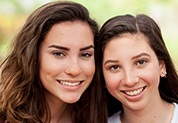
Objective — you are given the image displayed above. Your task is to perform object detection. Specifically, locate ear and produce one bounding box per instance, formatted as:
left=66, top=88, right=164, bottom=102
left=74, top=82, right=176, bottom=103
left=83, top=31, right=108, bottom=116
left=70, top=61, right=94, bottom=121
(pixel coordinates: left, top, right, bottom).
left=159, top=60, right=167, bottom=77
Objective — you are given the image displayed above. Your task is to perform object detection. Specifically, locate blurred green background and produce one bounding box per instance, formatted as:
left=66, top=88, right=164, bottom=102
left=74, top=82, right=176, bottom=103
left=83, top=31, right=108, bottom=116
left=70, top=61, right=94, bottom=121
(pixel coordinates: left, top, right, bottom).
left=0, top=0, right=178, bottom=70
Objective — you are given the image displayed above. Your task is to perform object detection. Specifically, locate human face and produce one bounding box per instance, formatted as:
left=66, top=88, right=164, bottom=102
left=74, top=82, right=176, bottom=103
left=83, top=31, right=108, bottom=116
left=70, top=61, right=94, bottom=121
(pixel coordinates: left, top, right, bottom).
left=102, top=34, right=166, bottom=111
left=39, top=21, right=95, bottom=104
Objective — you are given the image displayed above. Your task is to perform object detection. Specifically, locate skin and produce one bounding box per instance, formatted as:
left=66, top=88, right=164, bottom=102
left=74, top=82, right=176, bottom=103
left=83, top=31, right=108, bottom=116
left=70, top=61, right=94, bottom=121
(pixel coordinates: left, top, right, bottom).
left=39, top=21, right=95, bottom=122
left=102, top=33, right=174, bottom=123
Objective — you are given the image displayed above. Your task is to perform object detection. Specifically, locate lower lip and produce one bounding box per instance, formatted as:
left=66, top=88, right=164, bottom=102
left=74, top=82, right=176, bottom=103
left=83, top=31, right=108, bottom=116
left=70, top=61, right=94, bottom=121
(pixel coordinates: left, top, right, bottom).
left=123, top=87, right=146, bottom=102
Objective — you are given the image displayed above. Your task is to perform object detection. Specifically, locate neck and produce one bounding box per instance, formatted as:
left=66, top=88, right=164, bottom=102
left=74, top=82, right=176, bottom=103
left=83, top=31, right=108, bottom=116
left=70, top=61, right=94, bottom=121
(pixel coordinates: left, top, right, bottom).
left=44, top=92, right=72, bottom=123
left=50, top=102, right=69, bottom=123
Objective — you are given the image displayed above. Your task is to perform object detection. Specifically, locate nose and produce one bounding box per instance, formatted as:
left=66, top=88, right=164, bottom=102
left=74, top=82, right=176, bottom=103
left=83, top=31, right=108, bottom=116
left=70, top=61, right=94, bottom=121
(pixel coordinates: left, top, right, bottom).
left=122, top=70, right=139, bottom=86
left=65, top=58, right=81, bottom=77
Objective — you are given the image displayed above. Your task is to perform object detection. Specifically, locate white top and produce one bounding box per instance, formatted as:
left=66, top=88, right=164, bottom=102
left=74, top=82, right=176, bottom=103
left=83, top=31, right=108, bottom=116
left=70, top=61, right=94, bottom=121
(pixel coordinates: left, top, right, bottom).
left=108, top=103, right=178, bottom=123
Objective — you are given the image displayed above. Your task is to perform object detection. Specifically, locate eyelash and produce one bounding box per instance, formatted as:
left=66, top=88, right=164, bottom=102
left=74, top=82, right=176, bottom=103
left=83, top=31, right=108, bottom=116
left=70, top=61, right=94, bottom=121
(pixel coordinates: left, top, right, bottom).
left=135, top=59, right=147, bottom=66
left=80, top=52, right=93, bottom=58
left=107, top=59, right=148, bottom=71
left=52, top=51, right=93, bottom=58
left=108, top=65, right=120, bottom=72
left=53, top=51, right=66, bottom=57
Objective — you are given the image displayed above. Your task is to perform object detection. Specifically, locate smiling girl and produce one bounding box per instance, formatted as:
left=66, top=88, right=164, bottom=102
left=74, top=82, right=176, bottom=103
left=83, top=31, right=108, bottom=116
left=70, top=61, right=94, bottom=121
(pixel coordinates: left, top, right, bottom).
left=97, top=14, right=178, bottom=123
left=0, top=1, right=106, bottom=123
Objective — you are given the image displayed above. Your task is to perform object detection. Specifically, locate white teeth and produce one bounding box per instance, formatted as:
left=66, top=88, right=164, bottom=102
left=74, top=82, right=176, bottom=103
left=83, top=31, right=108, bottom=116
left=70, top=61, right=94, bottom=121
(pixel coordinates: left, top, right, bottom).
left=125, top=87, right=144, bottom=96
left=60, top=81, right=80, bottom=86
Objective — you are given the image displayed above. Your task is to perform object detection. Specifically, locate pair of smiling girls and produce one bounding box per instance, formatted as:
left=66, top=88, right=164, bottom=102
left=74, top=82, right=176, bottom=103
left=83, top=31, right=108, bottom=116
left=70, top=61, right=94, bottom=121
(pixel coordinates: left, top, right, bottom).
left=0, top=1, right=178, bottom=123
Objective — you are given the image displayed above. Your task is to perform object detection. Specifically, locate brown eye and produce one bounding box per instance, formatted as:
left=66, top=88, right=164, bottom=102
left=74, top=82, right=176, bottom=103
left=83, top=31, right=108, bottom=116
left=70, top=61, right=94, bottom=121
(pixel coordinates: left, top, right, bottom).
left=53, top=51, right=65, bottom=57
left=80, top=52, right=93, bottom=58
left=109, top=65, right=120, bottom=72
left=136, top=59, right=147, bottom=66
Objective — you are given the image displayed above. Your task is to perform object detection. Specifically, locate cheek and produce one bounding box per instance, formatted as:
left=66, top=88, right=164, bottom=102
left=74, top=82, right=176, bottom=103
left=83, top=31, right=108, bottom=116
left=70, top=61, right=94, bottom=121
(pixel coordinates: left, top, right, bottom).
left=140, top=70, right=160, bottom=87
left=81, top=60, right=95, bottom=78
left=39, top=53, right=54, bottom=73
left=39, top=57, right=65, bottom=79
left=104, top=73, right=122, bottom=100
left=103, top=71, right=121, bottom=89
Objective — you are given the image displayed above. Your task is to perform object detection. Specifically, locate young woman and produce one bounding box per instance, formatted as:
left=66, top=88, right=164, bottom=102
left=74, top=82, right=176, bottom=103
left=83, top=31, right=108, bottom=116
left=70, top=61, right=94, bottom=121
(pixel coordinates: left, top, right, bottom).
left=97, top=14, right=178, bottom=123
left=0, top=1, right=106, bottom=123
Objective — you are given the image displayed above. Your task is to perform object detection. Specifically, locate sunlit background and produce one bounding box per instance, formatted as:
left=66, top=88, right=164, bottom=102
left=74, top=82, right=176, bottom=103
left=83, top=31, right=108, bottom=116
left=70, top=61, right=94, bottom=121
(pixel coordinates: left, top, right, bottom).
left=0, top=0, right=178, bottom=70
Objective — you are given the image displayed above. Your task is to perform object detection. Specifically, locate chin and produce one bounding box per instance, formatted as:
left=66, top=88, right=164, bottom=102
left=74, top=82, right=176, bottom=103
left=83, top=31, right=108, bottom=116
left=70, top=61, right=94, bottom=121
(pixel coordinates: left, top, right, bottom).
left=125, top=102, right=146, bottom=111
left=64, top=96, right=81, bottom=104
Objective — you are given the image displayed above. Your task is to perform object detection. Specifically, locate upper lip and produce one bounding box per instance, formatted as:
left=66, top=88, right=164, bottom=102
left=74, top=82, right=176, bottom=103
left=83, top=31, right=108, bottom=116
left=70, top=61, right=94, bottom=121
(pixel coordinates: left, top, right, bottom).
left=120, top=86, right=146, bottom=92
left=56, top=80, right=85, bottom=86
left=56, top=80, right=84, bottom=83
left=120, top=86, right=146, bottom=96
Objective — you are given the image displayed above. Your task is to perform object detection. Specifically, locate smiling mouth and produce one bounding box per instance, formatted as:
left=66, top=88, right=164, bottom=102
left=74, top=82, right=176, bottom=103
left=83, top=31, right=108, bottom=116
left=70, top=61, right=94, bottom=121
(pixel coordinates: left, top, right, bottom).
left=122, top=86, right=146, bottom=96
left=57, top=80, right=83, bottom=86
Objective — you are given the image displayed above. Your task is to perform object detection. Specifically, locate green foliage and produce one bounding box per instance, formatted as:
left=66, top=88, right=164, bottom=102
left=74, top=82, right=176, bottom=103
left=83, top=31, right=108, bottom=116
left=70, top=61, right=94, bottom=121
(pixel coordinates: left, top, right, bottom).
left=0, top=0, right=178, bottom=66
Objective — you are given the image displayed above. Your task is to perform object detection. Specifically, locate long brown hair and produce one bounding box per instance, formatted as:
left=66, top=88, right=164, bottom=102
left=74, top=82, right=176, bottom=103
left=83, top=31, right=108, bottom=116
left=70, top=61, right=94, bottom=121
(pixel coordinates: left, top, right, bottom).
left=0, top=1, right=107, bottom=123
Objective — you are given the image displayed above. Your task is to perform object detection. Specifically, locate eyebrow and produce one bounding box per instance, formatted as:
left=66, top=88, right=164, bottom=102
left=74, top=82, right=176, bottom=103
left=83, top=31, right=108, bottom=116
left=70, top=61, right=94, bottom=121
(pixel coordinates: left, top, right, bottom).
left=131, top=53, right=150, bottom=60
left=104, top=53, right=150, bottom=65
left=48, top=45, right=69, bottom=51
left=104, top=60, right=118, bottom=66
left=80, top=45, right=94, bottom=51
left=48, top=45, right=94, bottom=51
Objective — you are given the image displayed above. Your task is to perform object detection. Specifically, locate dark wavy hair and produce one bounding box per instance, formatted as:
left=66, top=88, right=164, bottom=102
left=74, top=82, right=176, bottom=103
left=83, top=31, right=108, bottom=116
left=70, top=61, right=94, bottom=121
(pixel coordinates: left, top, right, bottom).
left=0, top=1, right=107, bottom=123
left=96, top=14, right=178, bottom=116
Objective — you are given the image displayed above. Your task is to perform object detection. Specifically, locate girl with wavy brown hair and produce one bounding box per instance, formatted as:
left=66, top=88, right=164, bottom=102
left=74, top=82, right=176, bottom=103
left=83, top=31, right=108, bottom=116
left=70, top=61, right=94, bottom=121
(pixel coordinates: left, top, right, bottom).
left=0, top=1, right=106, bottom=123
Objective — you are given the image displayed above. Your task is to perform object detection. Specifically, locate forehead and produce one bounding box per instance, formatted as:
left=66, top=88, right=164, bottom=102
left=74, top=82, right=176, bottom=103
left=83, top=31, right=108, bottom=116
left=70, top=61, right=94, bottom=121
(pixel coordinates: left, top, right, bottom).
left=103, top=33, right=156, bottom=57
left=105, top=33, right=150, bottom=49
left=44, top=21, right=93, bottom=42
